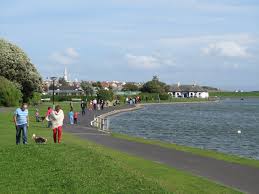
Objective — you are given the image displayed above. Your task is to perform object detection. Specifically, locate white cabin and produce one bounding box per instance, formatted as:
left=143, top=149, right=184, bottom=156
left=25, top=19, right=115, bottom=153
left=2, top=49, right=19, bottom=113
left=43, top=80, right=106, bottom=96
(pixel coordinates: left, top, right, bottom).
left=168, top=84, right=209, bottom=98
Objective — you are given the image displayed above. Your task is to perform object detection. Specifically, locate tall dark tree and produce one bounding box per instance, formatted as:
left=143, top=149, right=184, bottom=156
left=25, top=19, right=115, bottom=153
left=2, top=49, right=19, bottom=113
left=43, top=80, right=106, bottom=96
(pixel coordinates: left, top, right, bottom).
left=0, top=39, right=42, bottom=102
left=80, top=81, right=94, bottom=96
left=122, top=83, right=139, bottom=91
left=141, top=76, right=169, bottom=94
left=92, top=81, right=103, bottom=90
left=97, top=89, right=114, bottom=101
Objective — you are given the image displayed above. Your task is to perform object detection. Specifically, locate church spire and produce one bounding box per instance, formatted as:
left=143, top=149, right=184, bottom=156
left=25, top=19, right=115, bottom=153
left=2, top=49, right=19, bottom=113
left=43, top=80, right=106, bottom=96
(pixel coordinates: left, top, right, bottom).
left=64, top=67, right=68, bottom=81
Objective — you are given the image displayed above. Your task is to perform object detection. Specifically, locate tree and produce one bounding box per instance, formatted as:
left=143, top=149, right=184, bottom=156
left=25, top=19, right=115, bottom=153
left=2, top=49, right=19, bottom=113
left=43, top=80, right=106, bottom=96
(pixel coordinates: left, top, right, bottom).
left=0, top=76, right=22, bottom=107
left=80, top=81, right=94, bottom=96
left=92, top=81, right=103, bottom=90
left=141, top=76, right=169, bottom=94
left=29, top=92, right=42, bottom=106
left=97, top=89, right=114, bottom=101
left=0, top=39, right=42, bottom=102
left=58, top=77, right=69, bottom=86
left=122, top=83, right=139, bottom=91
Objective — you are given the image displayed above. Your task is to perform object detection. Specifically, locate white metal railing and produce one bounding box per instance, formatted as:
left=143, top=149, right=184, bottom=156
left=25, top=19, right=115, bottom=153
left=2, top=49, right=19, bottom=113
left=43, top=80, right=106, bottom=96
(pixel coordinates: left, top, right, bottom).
left=91, top=116, right=110, bottom=133
left=90, top=105, right=143, bottom=133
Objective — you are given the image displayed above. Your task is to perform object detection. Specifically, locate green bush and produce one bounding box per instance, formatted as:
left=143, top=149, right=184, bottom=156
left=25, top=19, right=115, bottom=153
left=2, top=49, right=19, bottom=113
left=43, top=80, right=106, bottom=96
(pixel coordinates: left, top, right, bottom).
left=29, top=92, right=42, bottom=105
left=97, top=89, right=114, bottom=101
left=159, top=93, right=170, bottom=100
left=117, top=95, right=126, bottom=104
left=139, top=93, right=158, bottom=102
left=0, top=76, right=22, bottom=107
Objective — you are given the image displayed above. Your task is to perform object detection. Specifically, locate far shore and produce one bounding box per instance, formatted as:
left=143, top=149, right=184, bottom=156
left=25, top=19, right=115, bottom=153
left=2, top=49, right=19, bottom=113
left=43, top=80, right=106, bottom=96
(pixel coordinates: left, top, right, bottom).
left=101, top=99, right=218, bottom=118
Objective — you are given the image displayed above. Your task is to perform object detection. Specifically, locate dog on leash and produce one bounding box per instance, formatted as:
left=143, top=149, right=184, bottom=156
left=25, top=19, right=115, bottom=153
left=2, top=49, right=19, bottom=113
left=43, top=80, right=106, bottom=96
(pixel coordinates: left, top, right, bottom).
left=32, top=134, right=47, bottom=144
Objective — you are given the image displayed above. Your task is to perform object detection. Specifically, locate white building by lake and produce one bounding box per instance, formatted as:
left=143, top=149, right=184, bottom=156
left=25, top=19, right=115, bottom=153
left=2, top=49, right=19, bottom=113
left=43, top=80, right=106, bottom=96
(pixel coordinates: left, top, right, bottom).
left=169, top=83, right=209, bottom=98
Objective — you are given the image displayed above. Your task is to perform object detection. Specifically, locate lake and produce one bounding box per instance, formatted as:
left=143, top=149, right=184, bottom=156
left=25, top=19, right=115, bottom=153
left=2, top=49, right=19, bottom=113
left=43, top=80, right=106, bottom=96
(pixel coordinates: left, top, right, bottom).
left=109, top=99, right=259, bottom=160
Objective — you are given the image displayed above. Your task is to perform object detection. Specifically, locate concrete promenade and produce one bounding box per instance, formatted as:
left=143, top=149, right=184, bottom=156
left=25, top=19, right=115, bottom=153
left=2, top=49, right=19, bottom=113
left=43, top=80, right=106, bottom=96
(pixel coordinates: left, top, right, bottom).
left=63, top=104, right=259, bottom=194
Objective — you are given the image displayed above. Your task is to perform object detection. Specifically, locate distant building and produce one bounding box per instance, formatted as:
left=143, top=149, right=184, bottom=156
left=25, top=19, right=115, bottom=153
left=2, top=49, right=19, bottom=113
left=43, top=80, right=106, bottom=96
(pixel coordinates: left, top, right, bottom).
left=169, top=83, right=209, bottom=98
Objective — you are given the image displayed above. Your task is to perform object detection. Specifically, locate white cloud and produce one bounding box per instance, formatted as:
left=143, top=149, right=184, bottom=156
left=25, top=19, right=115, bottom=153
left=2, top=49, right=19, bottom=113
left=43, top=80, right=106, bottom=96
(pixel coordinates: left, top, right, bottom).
left=159, top=34, right=257, bottom=46
left=126, top=54, right=160, bottom=69
left=159, top=34, right=257, bottom=58
left=50, top=48, right=79, bottom=65
left=202, top=41, right=250, bottom=58
left=65, top=48, right=79, bottom=58
left=125, top=53, right=175, bottom=70
left=195, top=3, right=258, bottom=13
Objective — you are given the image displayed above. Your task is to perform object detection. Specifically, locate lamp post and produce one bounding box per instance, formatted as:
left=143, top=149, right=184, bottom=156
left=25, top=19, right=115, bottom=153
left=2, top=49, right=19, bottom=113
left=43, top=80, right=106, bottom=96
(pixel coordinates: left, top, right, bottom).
left=50, top=77, right=57, bottom=105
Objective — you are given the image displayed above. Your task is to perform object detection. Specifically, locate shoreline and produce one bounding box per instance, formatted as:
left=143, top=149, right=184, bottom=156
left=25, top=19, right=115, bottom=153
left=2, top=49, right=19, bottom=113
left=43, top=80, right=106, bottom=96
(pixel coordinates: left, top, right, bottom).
left=89, top=100, right=259, bottom=163
left=92, top=99, right=218, bottom=122
left=91, top=104, right=144, bottom=127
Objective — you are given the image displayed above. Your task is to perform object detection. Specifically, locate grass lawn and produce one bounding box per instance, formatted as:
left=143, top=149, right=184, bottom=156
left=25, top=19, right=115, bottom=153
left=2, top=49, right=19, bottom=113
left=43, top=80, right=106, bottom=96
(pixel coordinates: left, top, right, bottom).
left=0, top=104, right=242, bottom=194
left=210, top=91, right=259, bottom=98
left=112, top=133, right=259, bottom=169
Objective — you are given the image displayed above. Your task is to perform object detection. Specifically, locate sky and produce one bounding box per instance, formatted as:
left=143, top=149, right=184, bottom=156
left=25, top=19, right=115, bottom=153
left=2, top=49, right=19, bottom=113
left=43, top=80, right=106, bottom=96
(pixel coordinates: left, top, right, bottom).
left=0, top=0, right=258, bottom=91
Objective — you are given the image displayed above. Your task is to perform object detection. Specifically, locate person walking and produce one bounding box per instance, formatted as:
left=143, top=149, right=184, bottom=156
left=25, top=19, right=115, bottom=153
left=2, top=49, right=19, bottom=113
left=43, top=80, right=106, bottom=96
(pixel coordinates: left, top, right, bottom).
left=93, top=99, right=97, bottom=110
left=74, top=111, right=79, bottom=124
left=68, top=108, right=74, bottom=125
left=69, top=101, right=73, bottom=110
left=50, top=105, right=64, bottom=144
left=101, top=100, right=105, bottom=110
left=80, top=101, right=86, bottom=115
left=13, top=103, right=29, bottom=145
left=89, top=100, right=93, bottom=111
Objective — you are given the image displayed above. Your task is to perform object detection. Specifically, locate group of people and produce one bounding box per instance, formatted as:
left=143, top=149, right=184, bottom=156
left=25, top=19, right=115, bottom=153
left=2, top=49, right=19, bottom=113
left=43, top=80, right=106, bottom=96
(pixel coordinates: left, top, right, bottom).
left=14, top=103, right=65, bottom=145
left=68, top=108, right=79, bottom=125
left=14, top=99, right=109, bottom=145
left=80, top=99, right=106, bottom=113
left=125, top=96, right=141, bottom=105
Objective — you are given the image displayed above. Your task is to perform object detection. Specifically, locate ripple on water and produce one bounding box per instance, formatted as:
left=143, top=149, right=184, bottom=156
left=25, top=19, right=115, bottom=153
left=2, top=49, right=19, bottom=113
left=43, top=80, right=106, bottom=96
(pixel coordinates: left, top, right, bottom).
left=110, top=99, right=259, bottom=160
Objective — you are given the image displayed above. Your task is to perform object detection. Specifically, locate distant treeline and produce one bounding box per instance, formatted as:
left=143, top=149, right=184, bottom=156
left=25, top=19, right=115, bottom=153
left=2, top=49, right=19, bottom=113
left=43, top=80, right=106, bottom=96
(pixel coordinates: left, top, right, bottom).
left=210, top=91, right=259, bottom=97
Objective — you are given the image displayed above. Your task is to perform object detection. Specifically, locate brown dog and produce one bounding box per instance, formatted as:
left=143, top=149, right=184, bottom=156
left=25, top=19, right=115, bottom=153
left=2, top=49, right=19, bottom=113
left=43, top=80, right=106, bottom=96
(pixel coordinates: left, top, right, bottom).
left=32, top=134, right=47, bottom=144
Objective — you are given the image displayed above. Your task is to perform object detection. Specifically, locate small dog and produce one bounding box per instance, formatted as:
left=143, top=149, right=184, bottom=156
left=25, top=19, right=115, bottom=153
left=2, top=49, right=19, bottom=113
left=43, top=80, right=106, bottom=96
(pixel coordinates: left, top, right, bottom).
left=32, top=134, right=47, bottom=144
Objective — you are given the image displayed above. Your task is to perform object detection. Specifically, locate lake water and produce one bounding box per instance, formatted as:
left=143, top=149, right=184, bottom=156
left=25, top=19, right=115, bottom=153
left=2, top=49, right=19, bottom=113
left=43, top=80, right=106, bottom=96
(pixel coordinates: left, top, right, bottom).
left=109, top=99, right=259, bottom=160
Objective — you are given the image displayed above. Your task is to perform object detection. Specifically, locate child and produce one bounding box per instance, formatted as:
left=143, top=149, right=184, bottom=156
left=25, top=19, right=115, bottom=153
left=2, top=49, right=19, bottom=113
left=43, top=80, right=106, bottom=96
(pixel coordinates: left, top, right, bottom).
left=45, top=107, right=52, bottom=128
left=35, top=109, right=40, bottom=122
left=89, top=100, right=93, bottom=111
left=74, top=111, right=79, bottom=124
left=68, top=108, right=74, bottom=125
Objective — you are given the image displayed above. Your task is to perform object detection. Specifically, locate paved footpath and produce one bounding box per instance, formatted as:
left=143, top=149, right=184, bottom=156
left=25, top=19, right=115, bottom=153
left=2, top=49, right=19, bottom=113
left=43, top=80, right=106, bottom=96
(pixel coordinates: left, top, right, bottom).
left=63, top=105, right=259, bottom=194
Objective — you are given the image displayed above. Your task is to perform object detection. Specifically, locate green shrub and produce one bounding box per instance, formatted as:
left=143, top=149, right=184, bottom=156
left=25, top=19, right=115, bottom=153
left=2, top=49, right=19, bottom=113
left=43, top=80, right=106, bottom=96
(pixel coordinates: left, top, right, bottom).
left=97, top=89, right=114, bottom=101
left=139, top=93, right=158, bottom=101
left=117, top=95, right=126, bottom=104
left=29, top=92, right=42, bottom=105
left=0, top=76, right=22, bottom=107
left=159, top=93, right=170, bottom=100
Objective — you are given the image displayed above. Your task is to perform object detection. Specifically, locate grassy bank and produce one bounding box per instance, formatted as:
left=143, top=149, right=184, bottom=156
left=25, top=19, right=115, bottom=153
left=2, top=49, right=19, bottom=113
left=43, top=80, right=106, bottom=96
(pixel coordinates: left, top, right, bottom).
left=112, top=133, right=259, bottom=169
left=210, top=91, right=259, bottom=98
left=141, top=97, right=213, bottom=104
left=0, top=106, right=241, bottom=193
